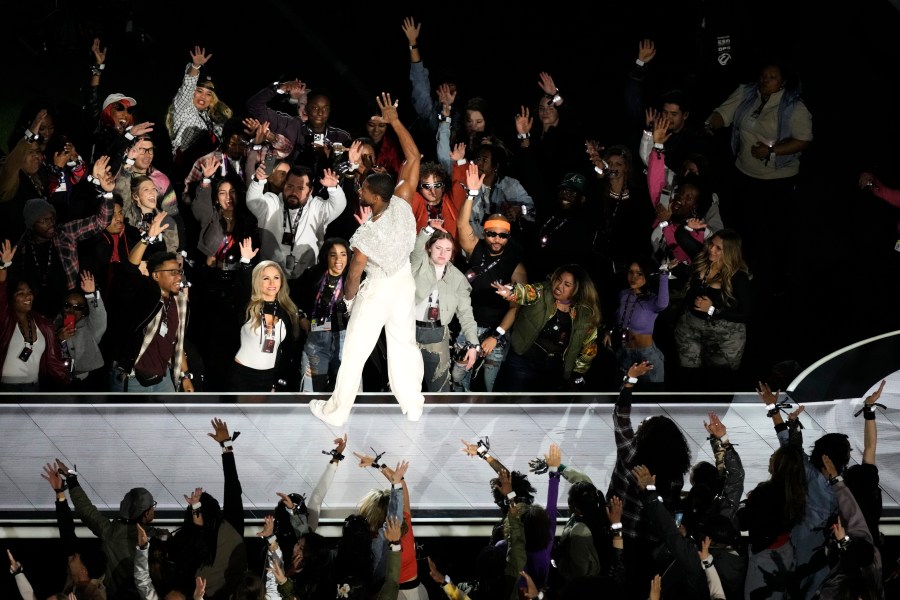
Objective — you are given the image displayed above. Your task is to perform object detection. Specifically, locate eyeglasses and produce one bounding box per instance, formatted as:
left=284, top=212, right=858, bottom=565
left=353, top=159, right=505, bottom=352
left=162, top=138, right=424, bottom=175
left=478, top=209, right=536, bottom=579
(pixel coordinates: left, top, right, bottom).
left=113, top=103, right=134, bottom=113
left=154, top=269, right=184, bottom=276
left=136, top=147, right=155, bottom=155
left=63, top=302, right=86, bottom=311
left=421, top=182, right=444, bottom=190
left=484, top=231, right=510, bottom=240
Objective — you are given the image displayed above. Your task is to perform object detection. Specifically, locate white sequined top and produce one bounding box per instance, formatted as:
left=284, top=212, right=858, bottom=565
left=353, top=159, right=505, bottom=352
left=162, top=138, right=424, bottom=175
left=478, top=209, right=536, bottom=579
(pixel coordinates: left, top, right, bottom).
left=350, top=197, right=416, bottom=279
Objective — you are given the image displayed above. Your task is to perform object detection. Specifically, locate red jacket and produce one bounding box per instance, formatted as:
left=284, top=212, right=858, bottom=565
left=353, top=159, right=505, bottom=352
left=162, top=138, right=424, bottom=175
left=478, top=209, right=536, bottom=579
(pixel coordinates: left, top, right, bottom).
left=0, top=279, right=70, bottom=387
left=412, top=162, right=467, bottom=239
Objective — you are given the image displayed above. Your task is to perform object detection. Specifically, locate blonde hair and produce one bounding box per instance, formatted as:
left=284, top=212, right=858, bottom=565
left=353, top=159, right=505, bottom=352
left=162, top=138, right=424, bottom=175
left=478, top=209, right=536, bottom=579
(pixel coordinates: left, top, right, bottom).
left=244, top=261, right=299, bottom=338
left=357, top=489, right=390, bottom=536
left=690, top=229, right=749, bottom=307
left=165, top=90, right=233, bottom=141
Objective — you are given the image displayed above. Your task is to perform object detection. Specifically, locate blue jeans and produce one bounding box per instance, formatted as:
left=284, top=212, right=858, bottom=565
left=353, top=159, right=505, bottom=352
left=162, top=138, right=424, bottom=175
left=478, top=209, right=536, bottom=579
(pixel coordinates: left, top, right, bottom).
left=109, top=368, right=176, bottom=393
left=300, top=329, right=347, bottom=392
left=617, top=344, right=666, bottom=383
left=450, top=326, right=508, bottom=392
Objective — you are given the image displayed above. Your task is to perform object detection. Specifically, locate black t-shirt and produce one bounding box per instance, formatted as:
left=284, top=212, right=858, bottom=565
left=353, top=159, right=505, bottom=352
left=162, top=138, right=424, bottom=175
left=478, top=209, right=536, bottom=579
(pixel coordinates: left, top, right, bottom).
left=463, top=239, right=524, bottom=327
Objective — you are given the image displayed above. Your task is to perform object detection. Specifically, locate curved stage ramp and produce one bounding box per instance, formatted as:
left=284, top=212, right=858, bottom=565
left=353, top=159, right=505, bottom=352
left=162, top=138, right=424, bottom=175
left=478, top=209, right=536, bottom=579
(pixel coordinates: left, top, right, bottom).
left=0, top=331, right=897, bottom=537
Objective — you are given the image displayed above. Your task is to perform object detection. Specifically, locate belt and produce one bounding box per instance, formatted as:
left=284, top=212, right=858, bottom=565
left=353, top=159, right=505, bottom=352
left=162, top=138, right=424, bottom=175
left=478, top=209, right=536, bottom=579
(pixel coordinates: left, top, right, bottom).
left=415, top=320, right=443, bottom=329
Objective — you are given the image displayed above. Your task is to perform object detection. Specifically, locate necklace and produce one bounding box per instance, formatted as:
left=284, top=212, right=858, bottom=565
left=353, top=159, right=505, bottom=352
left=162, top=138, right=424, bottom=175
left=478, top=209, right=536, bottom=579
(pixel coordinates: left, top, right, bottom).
left=608, top=188, right=630, bottom=201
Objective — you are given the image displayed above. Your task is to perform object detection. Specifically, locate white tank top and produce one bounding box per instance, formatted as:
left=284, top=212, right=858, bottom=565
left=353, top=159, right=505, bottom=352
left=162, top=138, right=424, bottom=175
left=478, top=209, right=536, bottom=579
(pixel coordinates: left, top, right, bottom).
left=234, top=318, right=286, bottom=370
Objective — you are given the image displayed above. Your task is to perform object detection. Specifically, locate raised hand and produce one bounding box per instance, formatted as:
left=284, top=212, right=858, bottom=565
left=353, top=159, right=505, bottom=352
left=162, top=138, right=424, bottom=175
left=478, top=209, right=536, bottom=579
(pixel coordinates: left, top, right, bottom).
left=130, top=122, right=155, bottom=137
left=537, top=72, right=557, bottom=96
left=703, top=412, right=726, bottom=439
left=92, top=155, right=116, bottom=192
left=200, top=155, right=221, bottom=179
left=193, top=577, right=207, bottom=600
left=460, top=439, right=479, bottom=457
left=254, top=121, right=270, bottom=145
left=29, top=109, right=48, bottom=137
left=787, top=404, right=805, bottom=421
left=685, top=218, right=707, bottom=231
left=389, top=460, right=409, bottom=484
left=401, top=16, right=420, bottom=44
left=384, top=514, right=402, bottom=542
left=644, top=107, right=659, bottom=128
left=631, top=464, right=655, bottom=491
left=41, top=462, right=63, bottom=491
left=756, top=381, right=780, bottom=406
left=268, top=558, right=287, bottom=585
left=831, top=515, right=846, bottom=541
left=465, top=163, right=484, bottom=190
left=638, top=39, right=657, bottom=64
left=183, top=487, right=203, bottom=506
left=7, top=549, right=21, bottom=573
left=821, top=454, right=839, bottom=480
left=374, top=92, right=400, bottom=125
left=320, top=168, right=338, bottom=188
left=515, top=107, right=533, bottom=135
left=239, top=237, right=258, bottom=262
left=1, top=239, right=17, bottom=265
left=347, top=140, right=363, bottom=165
left=652, top=114, right=672, bottom=145
left=79, top=271, right=96, bottom=294
left=334, top=433, right=348, bottom=456
left=436, top=83, right=456, bottom=109
left=353, top=452, right=376, bottom=467
left=190, top=46, right=213, bottom=68
left=865, top=380, right=886, bottom=406
left=606, top=495, right=623, bottom=524
left=491, top=280, right=513, bottom=300
left=147, top=211, right=170, bottom=239
left=858, top=172, right=875, bottom=190
left=627, top=361, right=654, bottom=380
left=449, top=142, right=467, bottom=162
left=353, top=205, right=373, bottom=226
left=207, top=418, right=231, bottom=443
left=698, top=536, right=712, bottom=561
left=91, top=38, right=107, bottom=65
left=546, top=443, right=561, bottom=468
left=256, top=514, right=275, bottom=538
left=137, top=523, right=149, bottom=548
left=242, top=117, right=260, bottom=137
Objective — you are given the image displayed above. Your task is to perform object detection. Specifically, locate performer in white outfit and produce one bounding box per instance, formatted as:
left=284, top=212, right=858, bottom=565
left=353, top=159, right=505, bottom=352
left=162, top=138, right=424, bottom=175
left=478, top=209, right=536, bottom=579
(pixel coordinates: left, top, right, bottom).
left=310, top=93, right=424, bottom=426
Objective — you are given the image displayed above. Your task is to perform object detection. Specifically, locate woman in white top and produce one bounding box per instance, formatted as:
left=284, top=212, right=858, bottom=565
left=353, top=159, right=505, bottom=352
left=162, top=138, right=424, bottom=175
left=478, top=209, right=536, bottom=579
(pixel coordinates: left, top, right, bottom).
left=231, top=238, right=300, bottom=392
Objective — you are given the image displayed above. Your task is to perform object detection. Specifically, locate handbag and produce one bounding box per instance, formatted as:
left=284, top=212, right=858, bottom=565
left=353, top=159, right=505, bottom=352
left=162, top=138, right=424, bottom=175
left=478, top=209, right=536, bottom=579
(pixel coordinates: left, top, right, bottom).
left=134, top=370, right=166, bottom=387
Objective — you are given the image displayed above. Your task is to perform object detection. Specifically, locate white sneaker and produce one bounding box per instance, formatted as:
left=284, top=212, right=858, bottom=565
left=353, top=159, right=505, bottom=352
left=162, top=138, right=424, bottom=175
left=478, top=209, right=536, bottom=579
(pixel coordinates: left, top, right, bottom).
left=309, top=399, right=346, bottom=427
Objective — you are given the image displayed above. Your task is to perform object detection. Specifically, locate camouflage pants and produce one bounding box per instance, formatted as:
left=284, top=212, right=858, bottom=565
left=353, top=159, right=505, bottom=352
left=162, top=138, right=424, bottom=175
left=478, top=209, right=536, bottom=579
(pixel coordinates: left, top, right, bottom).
left=674, top=312, right=746, bottom=370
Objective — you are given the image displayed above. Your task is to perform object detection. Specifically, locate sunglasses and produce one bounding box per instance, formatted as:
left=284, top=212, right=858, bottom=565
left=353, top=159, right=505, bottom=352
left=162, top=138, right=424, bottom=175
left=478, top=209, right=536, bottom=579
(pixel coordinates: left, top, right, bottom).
left=421, top=182, right=444, bottom=190
left=63, top=302, right=86, bottom=311
left=113, top=103, right=134, bottom=113
left=484, top=231, right=510, bottom=240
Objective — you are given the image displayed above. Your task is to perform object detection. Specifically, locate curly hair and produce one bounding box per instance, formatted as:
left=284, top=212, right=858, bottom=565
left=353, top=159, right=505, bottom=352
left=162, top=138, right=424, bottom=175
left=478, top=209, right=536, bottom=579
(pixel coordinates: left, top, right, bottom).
left=419, top=161, right=448, bottom=184
left=633, top=415, right=691, bottom=499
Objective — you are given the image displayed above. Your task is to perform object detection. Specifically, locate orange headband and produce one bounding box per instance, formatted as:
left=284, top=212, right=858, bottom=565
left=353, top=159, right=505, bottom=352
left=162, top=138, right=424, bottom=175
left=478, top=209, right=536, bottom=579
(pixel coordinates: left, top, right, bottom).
left=483, top=219, right=510, bottom=232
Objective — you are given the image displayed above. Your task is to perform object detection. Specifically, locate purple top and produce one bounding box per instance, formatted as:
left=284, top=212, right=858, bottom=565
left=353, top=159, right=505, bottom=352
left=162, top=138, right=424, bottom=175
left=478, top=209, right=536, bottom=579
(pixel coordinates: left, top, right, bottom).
left=614, top=275, right=669, bottom=335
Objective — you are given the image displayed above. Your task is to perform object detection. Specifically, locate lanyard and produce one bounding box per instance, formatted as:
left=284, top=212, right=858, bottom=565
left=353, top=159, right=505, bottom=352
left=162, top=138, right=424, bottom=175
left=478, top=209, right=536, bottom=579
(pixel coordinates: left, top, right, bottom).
left=312, top=273, right=344, bottom=320
left=282, top=206, right=303, bottom=243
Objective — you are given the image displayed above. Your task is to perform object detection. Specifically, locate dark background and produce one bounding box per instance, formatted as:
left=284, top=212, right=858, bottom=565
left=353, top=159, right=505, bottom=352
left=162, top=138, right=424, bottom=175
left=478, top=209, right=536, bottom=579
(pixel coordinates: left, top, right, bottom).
left=2, top=1, right=899, bottom=387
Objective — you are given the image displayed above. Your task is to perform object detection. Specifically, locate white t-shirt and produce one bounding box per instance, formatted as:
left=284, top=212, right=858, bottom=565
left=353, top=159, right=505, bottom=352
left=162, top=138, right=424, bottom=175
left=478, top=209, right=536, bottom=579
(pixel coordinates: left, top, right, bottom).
left=2, top=324, right=45, bottom=384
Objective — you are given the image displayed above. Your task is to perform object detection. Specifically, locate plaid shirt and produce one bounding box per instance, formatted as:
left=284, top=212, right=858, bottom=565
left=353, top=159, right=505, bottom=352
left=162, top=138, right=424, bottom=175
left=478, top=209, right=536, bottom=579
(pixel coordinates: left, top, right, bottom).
left=171, top=65, right=222, bottom=156
left=607, top=386, right=643, bottom=540
left=19, top=190, right=113, bottom=290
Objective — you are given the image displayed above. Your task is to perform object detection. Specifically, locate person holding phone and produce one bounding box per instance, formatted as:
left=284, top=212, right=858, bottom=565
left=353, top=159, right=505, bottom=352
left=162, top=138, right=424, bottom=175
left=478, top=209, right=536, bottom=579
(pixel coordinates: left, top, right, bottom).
left=0, top=240, right=70, bottom=391
left=53, top=271, right=108, bottom=390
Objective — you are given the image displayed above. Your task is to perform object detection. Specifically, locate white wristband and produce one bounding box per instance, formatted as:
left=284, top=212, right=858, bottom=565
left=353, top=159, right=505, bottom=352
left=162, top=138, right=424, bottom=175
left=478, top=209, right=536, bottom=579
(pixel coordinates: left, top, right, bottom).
left=191, top=502, right=202, bottom=510
left=765, top=404, right=776, bottom=412
left=506, top=491, right=516, bottom=500
left=645, top=484, right=656, bottom=491
left=495, top=326, right=506, bottom=336
left=718, top=435, right=730, bottom=445
left=610, top=522, right=623, bottom=530
left=635, top=58, right=646, bottom=67
left=707, top=305, right=716, bottom=316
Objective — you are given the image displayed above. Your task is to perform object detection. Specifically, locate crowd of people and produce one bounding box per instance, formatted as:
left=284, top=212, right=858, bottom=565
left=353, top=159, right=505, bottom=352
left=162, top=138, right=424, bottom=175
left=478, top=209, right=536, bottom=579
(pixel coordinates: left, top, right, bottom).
left=14, top=9, right=898, bottom=398
left=5, top=379, right=896, bottom=600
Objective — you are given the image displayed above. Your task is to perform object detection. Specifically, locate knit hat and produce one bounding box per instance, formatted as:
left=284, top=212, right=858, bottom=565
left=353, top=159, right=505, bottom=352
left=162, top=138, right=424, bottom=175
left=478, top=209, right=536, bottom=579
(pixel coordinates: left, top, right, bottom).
left=558, top=173, right=586, bottom=194
left=119, top=487, right=155, bottom=521
left=102, top=93, right=137, bottom=110
left=23, top=198, right=56, bottom=230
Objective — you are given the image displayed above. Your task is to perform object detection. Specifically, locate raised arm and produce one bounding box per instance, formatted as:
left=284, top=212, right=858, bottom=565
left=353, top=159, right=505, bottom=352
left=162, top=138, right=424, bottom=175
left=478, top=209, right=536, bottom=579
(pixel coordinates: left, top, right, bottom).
left=208, top=418, right=244, bottom=533
left=460, top=437, right=509, bottom=474
left=456, top=163, right=484, bottom=255
left=373, top=92, right=420, bottom=203
left=307, top=434, right=347, bottom=530
left=703, top=412, right=744, bottom=520
left=860, top=380, right=885, bottom=465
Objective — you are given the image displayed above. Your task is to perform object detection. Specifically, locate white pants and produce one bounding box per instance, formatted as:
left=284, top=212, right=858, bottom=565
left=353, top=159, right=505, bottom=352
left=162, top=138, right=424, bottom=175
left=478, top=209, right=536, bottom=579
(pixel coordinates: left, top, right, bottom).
left=320, top=268, right=424, bottom=422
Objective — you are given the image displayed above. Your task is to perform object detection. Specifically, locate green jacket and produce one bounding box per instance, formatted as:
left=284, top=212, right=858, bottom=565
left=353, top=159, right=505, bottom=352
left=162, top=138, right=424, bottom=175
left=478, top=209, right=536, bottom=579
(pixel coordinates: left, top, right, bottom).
left=507, top=279, right=599, bottom=378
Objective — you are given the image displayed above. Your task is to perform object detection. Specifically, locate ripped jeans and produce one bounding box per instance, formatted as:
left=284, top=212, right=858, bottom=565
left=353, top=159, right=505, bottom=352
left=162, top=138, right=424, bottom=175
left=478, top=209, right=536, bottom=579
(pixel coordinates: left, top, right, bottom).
left=417, top=325, right=451, bottom=392
left=300, top=329, right=347, bottom=392
left=450, top=326, right=508, bottom=392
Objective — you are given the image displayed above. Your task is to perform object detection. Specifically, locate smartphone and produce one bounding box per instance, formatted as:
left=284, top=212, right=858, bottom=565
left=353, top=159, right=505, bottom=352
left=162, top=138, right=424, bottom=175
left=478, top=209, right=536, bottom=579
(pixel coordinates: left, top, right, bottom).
left=64, top=313, right=76, bottom=330
left=262, top=152, right=277, bottom=176
left=674, top=512, right=684, bottom=527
